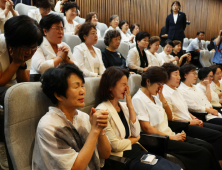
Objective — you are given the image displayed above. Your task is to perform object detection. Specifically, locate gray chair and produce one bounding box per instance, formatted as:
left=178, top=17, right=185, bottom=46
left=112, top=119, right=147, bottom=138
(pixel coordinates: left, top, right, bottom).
left=129, top=43, right=136, bottom=49
left=188, top=38, right=193, bottom=45
left=117, top=42, right=129, bottom=59
left=96, top=22, right=108, bottom=38
left=94, top=39, right=107, bottom=51
left=156, top=45, right=163, bottom=54
left=199, top=50, right=211, bottom=67
left=201, top=40, right=206, bottom=50
left=52, top=11, right=65, bottom=18
left=205, top=41, right=210, bottom=50
left=62, top=34, right=81, bottom=53
left=15, top=3, right=36, bottom=15
left=182, top=38, right=189, bottom=51
left=209, top=51, right=215, bottom=65
left=126, top=29, right=131, bottom=35
left=74, top=16, right=86, bottom=24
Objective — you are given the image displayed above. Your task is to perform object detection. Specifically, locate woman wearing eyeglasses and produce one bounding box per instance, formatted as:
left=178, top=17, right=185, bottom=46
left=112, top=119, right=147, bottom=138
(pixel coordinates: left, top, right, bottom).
left=30, top=14, right=79, bottom=81
left=104, top=15, right=120, bottom=38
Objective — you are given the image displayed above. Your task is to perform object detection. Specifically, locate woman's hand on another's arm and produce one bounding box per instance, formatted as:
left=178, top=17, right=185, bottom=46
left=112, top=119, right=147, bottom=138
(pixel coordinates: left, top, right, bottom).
left=128, top=135, right=140, bottom=145
left=169, top=133, right=186, bottom=142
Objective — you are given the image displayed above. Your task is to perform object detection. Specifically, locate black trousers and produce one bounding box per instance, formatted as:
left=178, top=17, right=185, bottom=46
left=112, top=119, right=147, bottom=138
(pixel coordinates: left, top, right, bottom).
left=167, top=136, right=221, bottom=170
left=208, top=117, right=222, bottom=126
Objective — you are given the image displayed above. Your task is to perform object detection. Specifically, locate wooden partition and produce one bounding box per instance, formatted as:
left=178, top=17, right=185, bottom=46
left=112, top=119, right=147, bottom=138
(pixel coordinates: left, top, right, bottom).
left=73, top=0, right=222, bottom=40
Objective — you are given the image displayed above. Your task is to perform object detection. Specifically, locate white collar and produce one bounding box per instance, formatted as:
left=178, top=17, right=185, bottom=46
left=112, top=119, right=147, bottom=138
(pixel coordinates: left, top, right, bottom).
left=164, top=84, right=176, bottom=94
left=180, top=82, right=195, bottom=90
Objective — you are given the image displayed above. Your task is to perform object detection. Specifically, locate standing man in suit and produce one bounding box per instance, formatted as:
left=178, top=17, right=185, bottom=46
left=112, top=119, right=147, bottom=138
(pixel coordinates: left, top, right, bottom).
left=165, top=1, right=187, bottom=55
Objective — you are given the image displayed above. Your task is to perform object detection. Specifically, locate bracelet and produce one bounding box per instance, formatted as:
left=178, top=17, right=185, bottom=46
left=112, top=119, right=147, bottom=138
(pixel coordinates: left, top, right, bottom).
left=19, top=63, right=27, bottom=70
left=99, top=132, right=106, bottom=136
left=59, top=56, right=64, bottom=61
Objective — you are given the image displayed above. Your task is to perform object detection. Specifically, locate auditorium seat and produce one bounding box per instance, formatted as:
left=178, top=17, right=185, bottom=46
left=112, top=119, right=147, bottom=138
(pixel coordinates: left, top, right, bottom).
left=116, top=42, right=129, bottom=59
left=62, top=34, right=81, bottom=53
left=182, top=38, right=189, bottom=51
left=156, top=45, right=163, bottom=53
left=209, top=51, right=215, bottom=65
left=188, top=38, right=193, bottom=45
left=129, top=43, right=136, bottom=49
left=15, top=3, right=36, bottom=15
left=201, top=40, right=206, bottom=50
left=199, top=50, right=211, bottom=67
left=96, top=22, right=108, bottom=38
left=205, top=41, right=210, bottom=50
left=93, top=39, right=107, bottom=51
left=74, top=16, right=86, bottom=24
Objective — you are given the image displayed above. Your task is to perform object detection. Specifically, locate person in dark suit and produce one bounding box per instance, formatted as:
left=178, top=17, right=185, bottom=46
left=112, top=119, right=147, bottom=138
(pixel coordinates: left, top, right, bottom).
left=165, top=1, right=187, bottom=55
left=160, top=26, right=168, bottom=47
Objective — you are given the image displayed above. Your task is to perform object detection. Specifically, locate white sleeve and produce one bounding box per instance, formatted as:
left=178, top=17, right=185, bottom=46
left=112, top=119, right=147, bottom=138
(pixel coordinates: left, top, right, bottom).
left=28, top=10, right=36, bottom=21
left=127, top=49, right=143, bottom=73
left=132, top=97, right=150, bottom=122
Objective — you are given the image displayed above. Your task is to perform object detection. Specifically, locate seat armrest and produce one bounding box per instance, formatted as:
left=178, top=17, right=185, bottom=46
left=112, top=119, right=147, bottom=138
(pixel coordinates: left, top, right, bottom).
left=102, top=155, right=131, bottom=170
left=168, top=120, right=190, bottom=133
left=189, top=111, right=207, bottom=122
left=139, top=132, right=168, bottom=158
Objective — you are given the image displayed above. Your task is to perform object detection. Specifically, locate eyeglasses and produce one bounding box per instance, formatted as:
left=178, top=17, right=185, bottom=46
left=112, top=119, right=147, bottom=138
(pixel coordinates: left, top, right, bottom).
left=157, top=83, right=164, bottom=86
left=23, top=45, right=38, bottom=52
left=190, top=72, right=198, bottom=75
left=113, top=20, right=119, bottom=22
left=206, top=75, right=213, bottom=78
left=51, top=27, right=66, bottom=32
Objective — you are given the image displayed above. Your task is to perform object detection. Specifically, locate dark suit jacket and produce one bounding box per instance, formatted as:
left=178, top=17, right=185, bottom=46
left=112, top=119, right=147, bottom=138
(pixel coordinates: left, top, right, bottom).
left=166, top=12, right=187, bottom=41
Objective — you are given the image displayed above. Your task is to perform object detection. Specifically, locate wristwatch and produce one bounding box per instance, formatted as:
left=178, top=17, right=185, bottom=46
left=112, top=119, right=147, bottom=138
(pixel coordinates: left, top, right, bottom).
left=19, top=63, right=27, bottom=70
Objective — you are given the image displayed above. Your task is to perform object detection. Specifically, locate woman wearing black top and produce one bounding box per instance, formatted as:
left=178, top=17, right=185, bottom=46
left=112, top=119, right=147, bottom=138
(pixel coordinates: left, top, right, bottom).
left=208, top=36, right=216, bottom=51
left=101, top=30, right=126, bottom=69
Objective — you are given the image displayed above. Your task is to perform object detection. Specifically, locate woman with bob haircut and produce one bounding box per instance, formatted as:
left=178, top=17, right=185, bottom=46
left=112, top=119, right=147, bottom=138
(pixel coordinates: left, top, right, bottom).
left=119, top=20, right=133, bottom=44
left=104, top=15, right=120, bottom=37
left=126, top=31, right=150, bottom=74
left=178, top=64, right=222, bottom=126
left=132, top=66, right=221, bottom=170
left=130, top=23, right=140, bottom=44
left=101, top=29, right=126, bottom=68
left=73, top=22, right=105, bottom=77
left=85, top=12, right=101, bottom=39
left=31, top=14, right=78, bottom=80
left=96, top=66, right=182, bottom=170
left=32, top=63, right=111, bottom=170
left=62, top=1, right=81, bottom=35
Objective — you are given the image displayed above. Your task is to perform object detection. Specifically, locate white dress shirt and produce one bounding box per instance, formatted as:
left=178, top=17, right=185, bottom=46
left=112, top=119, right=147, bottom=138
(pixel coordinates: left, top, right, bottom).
left=103, top=26, right=120, bottom=38
left=31, top=37, right=78, bottom=74
left=96, top=101, right=140, bottom=157
left=0, top=8, right=18, bottom=33
left=158, top=51, right=177, bottom=65
left=178, top=82, right=222, bottom=121
left=63, top=17, right=79, bottom=35
left=28, top=8, right=52, bottom=23
left=132, top=89, right=175, bottom=136
left=120, top=30, right=131, bottom=44
left=211, top=81, right=222, bottom=99
left=54, top=1, right=62, bottom=12
left=73, top=43, right=105, bottom=77
left=145, top=50, right=162, bottom=66
left=162, top=84, right=192, bottom=120
left=173, top=14, right=178, bottom=24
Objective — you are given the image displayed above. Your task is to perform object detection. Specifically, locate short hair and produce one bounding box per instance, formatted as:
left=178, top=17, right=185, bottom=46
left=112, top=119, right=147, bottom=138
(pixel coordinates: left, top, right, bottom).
left=41, top=63, right=84, bottom=105
left=85, top=12, right=97, bottom=22
left=164, top=40, right=175, bottom=48
left=119, top=20, right=129, bottom=30
left=78, top=22, right=96, bottom=42
left=209, top=65, right=222, bottom=75
left=198, top=67, right=212, bottom=81
left=162, top=63, right=180, bottom=79
left=211, top=36, right=217, bottom=42
left=135, top=31, right=150, bottom=45
left=104, top=30, right=121, bottom=46
left=173, top=40, right=181, bottom=46
left=148, top=36, right=160, bottom=49
left=179, top=64, right=196, bottom=82
left=36, top=0, right=52, bottom=9
left=197, top=31, right=205, bottom=36
left=39, top=14, right=64, bottom=36
left=130, top=23, right=140, bottom=33
left=62, top=2, right=78, bottom=16
left=109, top=15, right=119, bottom=23
left=4, top=15, right=43, bottom=48
left=98, top=67, right=129, bottom=102
left=171, top=1, right=181, bottom=13
left=141, top=66, right=168, bottom=87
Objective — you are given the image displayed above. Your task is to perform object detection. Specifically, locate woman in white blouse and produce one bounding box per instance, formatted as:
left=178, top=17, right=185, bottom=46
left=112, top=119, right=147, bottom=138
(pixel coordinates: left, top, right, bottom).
left=96, top=66, right=182, bottom=170
left=85, top=12, right=101, bottom=39
left=73, top=22, right=105, bottom=77
left=126, top=31, right=150, bottom=74
left=62, top=2, right=81, bottom=35
left=31, top=14, right=78, bottom=78
left=104, top=15, right=120, bottom=37
left=196, top=67, right=222, bottom=107
left=28, top=0, right=52, bottom=23
left=132, top=66, right=221, bottom=170
left=178, top=64, right=222, bottom=125
left=119, top=20, right=133, bottom=44
left=146, top=36, right=162, bottom=66
left=210, top=65, right=222, bottom=99
left=32, top=63, right=111, bottom=170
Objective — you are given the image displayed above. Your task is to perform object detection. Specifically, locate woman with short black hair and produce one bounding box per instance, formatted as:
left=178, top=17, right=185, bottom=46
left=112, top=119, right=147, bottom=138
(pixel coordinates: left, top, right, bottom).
left=210, top=65, right=222, bottom=100
left=119, top=20, right=133, bottom=44
left=126, top=31, right=150, bottom=74
left=32, top=63, right=111, bottom=170
left=85, top=12, right=101, bottom=39
left=130, top=23, right=140, bottom=43
left=73, top=22, right=105, bottom=77
left=28, top=0, right=52, bottom=23
left=30, top=14, right=78, bottom=79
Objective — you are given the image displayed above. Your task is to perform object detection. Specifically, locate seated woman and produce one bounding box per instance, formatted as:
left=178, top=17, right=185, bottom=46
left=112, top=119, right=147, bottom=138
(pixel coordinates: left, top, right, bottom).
left=119, top=20, right=133, bottom=44
left=73, top=22, right=105, bottom=77
left=210, top=65, right=222, bottom=100
left=28, top=0, right=52, bottom=23
left=101, top=30, right=126, bottom=68
left=171, top=40, right=191, bottom=66
left=32, top=63, right=111, bottom=170
left=55, top=0, right=80, bottom=14
left=62, top=2, right=81, bottom=35
left=132, top=66, right=221, bottom=170
left=130, top=23, right=140, bottom=44
left=96, top=66, right=182, bottom=170
left=178, top=64, right=222, bottom=125
left=31, top=14, right=78, bottom=80
left=208, top=36, right=216, bottom=51
left=158, top=40, right=179, bottom=65
left=104, top=15, right=120, bottom=37
left=126, top=31, right=150, bottom=74
left=0, top=0, right=18, bottom=33
left=85, top=12, right=101, bottom=39
left=146, top=36, right=162, bottom=66
left=196, top=67, right=222, bottom=107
